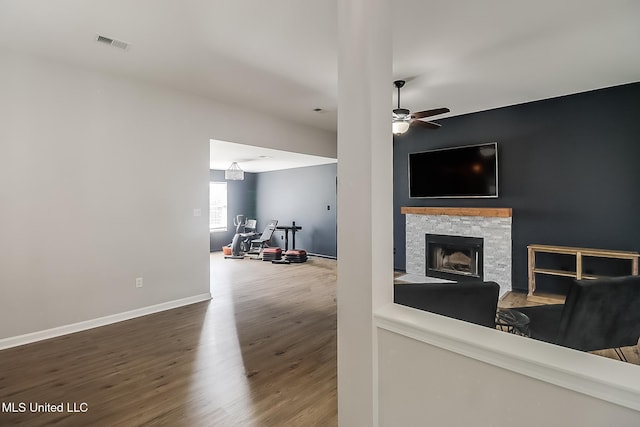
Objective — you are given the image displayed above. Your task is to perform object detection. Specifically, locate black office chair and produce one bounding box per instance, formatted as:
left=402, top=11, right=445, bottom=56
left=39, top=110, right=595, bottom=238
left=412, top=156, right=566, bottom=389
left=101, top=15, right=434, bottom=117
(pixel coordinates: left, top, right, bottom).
left=515, top=276, right=640, bottom=358
left=248, top=220, right=278, bottom=255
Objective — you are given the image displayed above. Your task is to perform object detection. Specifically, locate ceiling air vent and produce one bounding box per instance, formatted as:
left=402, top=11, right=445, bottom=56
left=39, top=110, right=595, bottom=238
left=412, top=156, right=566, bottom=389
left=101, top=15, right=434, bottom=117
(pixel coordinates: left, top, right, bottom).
left=95, top=34, right=130, bottom=51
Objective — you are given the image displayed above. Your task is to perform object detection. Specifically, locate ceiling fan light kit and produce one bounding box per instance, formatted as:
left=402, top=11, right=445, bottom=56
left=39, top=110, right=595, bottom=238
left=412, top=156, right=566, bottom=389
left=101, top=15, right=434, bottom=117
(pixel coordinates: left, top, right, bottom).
left=392, top=80, right=450, bottom=135
left=392, top=114, right=411, bottom=135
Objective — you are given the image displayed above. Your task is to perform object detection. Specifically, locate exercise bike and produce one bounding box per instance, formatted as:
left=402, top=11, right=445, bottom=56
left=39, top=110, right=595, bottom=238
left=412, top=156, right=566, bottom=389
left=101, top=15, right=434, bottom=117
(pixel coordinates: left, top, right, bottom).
left=224, top=215, right=258, bottom=259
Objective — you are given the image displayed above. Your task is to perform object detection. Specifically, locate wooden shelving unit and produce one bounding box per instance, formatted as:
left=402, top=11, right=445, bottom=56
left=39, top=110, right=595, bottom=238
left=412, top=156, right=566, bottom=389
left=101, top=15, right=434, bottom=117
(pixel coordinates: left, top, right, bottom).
left=527, top=244, right=639, bottom=298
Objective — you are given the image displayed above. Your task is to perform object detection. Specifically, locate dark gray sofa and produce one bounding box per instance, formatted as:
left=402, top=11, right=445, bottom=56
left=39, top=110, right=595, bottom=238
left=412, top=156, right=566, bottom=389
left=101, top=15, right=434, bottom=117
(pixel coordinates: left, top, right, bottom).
left=393, top=281, right=500, bottom=328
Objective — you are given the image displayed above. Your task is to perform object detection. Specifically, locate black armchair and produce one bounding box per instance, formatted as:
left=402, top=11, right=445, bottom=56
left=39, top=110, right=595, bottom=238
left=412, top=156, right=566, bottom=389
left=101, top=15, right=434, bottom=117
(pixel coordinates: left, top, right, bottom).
left=515, top=275, right=640, bottom=352
left=394, top=281, right=500, bottom=328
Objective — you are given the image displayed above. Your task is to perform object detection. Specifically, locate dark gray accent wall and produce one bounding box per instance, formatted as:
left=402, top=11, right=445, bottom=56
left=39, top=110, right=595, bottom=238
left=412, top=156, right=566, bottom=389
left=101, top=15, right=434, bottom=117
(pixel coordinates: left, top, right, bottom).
left=256, top=163, right=337, bottom=257
left=209, top=169, right=257, bottom=251
left=393, top=82, right=640, bottom=293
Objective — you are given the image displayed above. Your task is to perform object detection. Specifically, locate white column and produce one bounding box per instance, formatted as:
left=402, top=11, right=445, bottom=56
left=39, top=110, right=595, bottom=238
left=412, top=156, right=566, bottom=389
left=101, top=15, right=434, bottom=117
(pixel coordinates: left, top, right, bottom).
left=337, top=0, right=392, bottom=425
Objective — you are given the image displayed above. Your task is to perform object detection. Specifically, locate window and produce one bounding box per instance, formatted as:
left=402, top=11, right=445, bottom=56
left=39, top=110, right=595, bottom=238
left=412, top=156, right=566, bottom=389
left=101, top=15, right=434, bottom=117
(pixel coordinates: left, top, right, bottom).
left=209, top=182, right=227, bottom=232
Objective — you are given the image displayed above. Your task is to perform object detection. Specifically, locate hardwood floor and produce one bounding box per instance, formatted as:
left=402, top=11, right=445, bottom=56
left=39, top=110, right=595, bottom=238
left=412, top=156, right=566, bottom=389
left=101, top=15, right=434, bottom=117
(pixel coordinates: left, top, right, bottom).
left=0, top=253, right=337, bottom=426
left=2, top=257, right=637, bottom=425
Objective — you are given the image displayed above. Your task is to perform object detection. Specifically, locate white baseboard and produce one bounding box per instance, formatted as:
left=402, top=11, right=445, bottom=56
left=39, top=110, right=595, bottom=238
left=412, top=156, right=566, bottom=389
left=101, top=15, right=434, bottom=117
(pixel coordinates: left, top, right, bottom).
left=0, top=293, right=212, bottom=351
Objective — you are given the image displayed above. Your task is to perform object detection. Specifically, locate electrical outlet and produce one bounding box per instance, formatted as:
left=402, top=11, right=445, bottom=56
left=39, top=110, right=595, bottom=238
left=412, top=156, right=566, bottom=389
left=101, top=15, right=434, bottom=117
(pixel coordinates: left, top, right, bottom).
left=136, top=277, right=143, bottom=288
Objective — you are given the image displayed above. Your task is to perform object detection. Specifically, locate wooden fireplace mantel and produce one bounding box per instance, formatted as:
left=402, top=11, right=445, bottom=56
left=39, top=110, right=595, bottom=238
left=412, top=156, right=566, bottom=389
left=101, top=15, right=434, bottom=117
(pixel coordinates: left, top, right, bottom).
left=401, top=207, right=512, bottom=218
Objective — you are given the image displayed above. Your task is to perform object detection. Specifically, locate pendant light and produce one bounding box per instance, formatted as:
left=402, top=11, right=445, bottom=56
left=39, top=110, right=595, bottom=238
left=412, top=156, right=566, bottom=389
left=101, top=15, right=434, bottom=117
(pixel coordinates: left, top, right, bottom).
left=225, top=162, right=244, bottom=180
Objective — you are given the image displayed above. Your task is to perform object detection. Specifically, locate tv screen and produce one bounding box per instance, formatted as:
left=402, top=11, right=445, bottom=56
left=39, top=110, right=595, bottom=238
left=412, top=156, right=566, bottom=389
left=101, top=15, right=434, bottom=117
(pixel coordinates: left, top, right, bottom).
left=409, top=142, right=498, bottom=198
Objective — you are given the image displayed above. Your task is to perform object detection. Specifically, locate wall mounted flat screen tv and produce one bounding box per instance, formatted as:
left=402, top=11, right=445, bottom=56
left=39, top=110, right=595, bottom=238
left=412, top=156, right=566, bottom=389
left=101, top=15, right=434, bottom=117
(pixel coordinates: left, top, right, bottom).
left=409, top=142, right=498, bottom=198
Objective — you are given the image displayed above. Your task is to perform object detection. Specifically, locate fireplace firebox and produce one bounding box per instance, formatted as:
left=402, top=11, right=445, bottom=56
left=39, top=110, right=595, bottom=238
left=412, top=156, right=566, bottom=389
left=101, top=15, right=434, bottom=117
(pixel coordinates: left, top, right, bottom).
left=425, top=234, right=484, bottom=282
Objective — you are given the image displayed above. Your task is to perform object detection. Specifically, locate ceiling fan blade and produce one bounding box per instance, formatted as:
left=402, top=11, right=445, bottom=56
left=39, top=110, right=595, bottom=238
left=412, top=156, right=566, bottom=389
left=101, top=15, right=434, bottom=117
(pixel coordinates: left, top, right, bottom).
left=411, top=120, right=442, bottom=130
left=412, top=107, right=450, bottom=119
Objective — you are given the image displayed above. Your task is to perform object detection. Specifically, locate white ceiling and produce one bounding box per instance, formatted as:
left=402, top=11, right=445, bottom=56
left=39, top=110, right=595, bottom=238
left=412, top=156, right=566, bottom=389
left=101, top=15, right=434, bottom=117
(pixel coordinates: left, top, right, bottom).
left=210, top=139, right=336, bottom=173
left=1, top=0, right=638, bottom=164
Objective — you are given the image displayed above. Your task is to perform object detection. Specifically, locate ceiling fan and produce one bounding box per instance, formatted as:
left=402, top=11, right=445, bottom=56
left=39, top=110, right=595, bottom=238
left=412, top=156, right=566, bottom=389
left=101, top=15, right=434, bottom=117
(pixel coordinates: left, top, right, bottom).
left=392, top=80, right=450, bottom=135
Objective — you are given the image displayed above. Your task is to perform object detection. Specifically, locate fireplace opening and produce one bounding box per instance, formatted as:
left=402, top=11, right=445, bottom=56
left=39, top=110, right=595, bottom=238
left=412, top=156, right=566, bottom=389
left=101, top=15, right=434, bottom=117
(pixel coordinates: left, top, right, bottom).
left=425, top=234, right=484, bottom=282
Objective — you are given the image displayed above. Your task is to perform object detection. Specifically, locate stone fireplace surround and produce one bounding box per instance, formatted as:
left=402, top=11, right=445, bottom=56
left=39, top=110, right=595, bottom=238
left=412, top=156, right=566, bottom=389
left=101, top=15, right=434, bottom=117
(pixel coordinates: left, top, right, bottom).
left=402, top=207, right=512, bottom=297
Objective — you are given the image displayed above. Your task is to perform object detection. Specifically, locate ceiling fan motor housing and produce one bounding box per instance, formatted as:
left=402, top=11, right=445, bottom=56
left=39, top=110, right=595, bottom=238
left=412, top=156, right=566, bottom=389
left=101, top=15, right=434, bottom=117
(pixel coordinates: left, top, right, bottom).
left=393, top=108, right=410, bottom=119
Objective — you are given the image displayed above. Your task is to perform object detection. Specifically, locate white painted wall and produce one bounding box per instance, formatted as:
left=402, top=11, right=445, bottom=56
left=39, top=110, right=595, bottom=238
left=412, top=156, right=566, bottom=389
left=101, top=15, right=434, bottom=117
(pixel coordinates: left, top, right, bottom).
left=378, top=328, right=640, bottom=426
left=0, top=48, right=336, bottom=341
left=376, top=304, right=640, bottom=425
left=337, top=0, right=392, bottom=425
